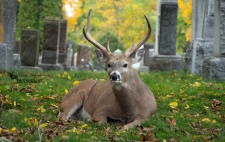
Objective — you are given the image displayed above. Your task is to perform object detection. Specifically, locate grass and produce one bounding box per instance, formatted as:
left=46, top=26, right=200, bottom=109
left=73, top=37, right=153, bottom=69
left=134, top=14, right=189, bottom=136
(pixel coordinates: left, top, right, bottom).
left=0, top=70, right=225, bottom=141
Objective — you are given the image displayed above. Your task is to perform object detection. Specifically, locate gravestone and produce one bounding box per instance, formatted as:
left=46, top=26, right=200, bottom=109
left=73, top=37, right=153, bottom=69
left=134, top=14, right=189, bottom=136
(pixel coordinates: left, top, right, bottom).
left=150, top=0, right=183, bottom=71
left=0, top=0, right=17, bottom=52
left=13, top=53, right=21, bottom=69
left=66, top=44, right=73, bottom=69
left=39, top=18, right=65, bottom=71
left=58, top=20, right=67, bottom=65
left=185, top=39, right=213, bottom=74
left=158, top=0, right=178, bottom=55
left=203, top=0, right=225, bottom=80
left=77, top=45, right=92, bottom=70
left=185, top=0, right=214, bottom=74
left=73, top=52, right=77, bottom=66
left=0, top=0, right=17, bottom=71
left=21, top=30, right=40, bottom=66
left=66, top=41, right=75, bottom=66
left=0, top=0, right=3, bottom=42
left=59, top=20, right=67, bottom=53
left=15, top=40, right=21, bottom=54
left=42, top=18, right=59, bottom=64
left=0, top=43, right=13, bottom=70
left=143, top=43, right=154, bottom=66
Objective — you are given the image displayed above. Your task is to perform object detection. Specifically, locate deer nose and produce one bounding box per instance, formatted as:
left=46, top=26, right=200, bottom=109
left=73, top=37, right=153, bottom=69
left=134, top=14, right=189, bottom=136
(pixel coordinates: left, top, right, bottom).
left=110, top=72, right=120, bottom=81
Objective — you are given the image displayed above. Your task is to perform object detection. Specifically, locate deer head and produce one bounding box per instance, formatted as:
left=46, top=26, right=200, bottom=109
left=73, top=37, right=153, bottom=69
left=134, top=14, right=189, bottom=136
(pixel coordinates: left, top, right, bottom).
left=83, top=9, right=151, bottom=87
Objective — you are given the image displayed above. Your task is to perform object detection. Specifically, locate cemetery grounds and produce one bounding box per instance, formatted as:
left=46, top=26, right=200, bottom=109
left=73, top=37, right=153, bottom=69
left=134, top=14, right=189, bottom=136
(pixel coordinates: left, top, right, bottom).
left=0, top=70, right=225, bottom=141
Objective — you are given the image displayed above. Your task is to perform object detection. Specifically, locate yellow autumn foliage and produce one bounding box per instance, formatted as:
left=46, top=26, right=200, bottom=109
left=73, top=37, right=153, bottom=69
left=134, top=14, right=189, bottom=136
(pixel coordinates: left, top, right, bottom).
left=178, top=0, right=192, bottom=42
left=62, top=0, right=157, bottom=49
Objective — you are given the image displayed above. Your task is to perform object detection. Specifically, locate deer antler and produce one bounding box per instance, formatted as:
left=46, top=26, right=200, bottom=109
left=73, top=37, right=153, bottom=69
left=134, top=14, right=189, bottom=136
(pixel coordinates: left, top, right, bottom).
left=125, top=15, right=151, bottom=57
left=83, top=9, right=112, bottom=58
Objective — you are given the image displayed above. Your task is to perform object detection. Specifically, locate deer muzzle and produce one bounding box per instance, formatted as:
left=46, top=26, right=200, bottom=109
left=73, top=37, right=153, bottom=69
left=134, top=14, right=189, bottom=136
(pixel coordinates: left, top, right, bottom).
left=110, top=72, right=121, bottom=82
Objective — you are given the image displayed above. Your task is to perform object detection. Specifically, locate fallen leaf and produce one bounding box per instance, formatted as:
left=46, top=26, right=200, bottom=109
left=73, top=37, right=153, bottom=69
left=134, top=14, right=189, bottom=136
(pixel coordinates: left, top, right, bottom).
left=80, top=123, right=88, bottom=129
left=40, top=123, right=48, bottom=129
left=185, top=104, right=190, bottom=109
left=169, top=102, right=178, bottom=109
left=13, top=101, right=16, bottom=107
left=191, top=82, right=201, bottom=87
left=73, top=80, right=80, bottom=86
left=64, top=71, right=68, bottom=75
left=211, top=99, right=222, bottom=111
left=8, top=127, right=16, bottom=133
left=202, top=118, right=211, bottom=123
left=165, top=117, right=176, bottom=127
left=211, top=119, right=216, bottom=124
left=37, top=105, right=46, bottom=113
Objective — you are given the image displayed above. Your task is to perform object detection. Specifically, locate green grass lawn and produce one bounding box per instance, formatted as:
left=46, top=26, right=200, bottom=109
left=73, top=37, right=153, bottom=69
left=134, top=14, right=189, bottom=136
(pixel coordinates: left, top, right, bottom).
left=0, top=70, right=225, bottom=141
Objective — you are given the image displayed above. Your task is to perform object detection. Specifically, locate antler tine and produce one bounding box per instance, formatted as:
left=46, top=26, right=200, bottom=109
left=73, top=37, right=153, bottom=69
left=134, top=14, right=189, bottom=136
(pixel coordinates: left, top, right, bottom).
left=83, top=9, right=111, bottom=57
left=125, top=15, right=151, bottom=57
left=106, top=37, right=111, bottom=53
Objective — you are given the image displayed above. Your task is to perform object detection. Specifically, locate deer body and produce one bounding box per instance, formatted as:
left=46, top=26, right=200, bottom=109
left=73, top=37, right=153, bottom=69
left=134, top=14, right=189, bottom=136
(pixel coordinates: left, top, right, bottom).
left=58, top=9, right=157, bottom=129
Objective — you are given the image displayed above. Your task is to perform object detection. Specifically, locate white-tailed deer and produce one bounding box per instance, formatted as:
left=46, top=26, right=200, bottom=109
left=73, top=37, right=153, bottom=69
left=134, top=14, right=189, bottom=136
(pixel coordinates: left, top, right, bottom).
left=58, top=9, right=157, bottom=130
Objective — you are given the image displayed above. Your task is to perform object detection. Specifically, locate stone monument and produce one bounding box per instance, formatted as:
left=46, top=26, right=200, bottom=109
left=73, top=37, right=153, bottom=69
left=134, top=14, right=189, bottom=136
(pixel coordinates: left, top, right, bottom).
left=185, top=0, right=214, bottom=74
left=39, top=17, right=63, bottom=71
left=20, top=30, right=42, bottom=70
left=203, top=0, right=225, bottom=80
left=77, top=45, right=92, bottom=70
left=0, top=0, right=17, bottom=70
left=150, top=0, right=183, bottom=71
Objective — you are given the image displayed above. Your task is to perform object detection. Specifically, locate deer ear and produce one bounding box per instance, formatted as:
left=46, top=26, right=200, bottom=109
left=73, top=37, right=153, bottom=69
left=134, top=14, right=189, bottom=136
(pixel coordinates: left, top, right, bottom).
left=95, top=49, right=108, bottom=63
left=131, top=49, right=145, bottom=64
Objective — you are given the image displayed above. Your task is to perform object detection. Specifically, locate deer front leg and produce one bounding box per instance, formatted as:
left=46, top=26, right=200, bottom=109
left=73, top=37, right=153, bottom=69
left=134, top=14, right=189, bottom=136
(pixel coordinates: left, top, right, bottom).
left=58, top=91, right=84, bottom=121
left=122, top=118, right=144, bottom=130
left=93, top=112, right=107, bottom=124
left=59, top=102, right=82, bottom=121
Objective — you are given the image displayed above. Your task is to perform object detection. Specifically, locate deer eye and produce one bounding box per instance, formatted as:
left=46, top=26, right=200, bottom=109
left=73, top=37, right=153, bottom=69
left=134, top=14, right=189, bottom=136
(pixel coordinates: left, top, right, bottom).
left=107, top=64, right=111, bottom=68
left=122, top=63, right=128, bottom=68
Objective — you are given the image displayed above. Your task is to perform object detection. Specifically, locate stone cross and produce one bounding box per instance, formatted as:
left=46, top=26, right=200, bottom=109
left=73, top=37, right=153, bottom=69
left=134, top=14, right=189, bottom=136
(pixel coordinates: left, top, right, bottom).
left=21, top=30, right=40, bottom=66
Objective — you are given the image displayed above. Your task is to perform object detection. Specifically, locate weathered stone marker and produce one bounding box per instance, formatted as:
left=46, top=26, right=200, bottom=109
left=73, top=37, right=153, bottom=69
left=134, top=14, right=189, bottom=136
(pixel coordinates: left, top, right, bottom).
left=39, top=18, right=66, bottom=70
left=158, top=0, right=178, bottom=55
left=21, top=30, right=40, bottom=66
left=150, top=0, right=183, bottom=71
left=0, top=0, right=4, bottom=42
left=58, top=20, right=67, bottom=65
left=203, top=0, right=225, bottom=80
left=77, top=45, right=92, bottom=70
left=0, top=0, right=17, bottom=52
left=0, top=0, right=17, bottom=70
left=185, top=0, right=214, bottom=74
left=42, top=18, right=59, bottom=64
left=0, top=43, right=13, bottom=70
left=143, top=43, right=154, bottom=66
